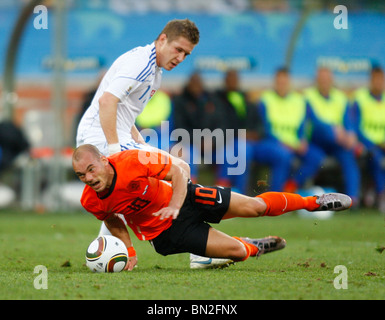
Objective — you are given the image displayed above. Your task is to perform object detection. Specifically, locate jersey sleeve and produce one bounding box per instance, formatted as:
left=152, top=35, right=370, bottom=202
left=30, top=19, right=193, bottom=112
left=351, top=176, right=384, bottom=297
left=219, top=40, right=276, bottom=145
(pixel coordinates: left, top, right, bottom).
left=85, top=207, right=110, bottom=221
left=105, top=54, right=148, bottom=101
left=135, top=150, right=172, bottom=180
left=105, top=73, right=142, bottom=101
left=80, top=188, right=111, bottom=221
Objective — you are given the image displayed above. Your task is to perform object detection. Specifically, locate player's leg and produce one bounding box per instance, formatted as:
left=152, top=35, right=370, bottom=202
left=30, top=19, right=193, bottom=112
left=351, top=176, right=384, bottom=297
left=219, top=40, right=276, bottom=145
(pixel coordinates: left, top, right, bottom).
left=204, top=228, right=285, bottom=261
left=98, top=222, right=112, bottom=236
left=222, top=190, right=352, bottom=220
left=191, top=188, right=352, bottom=269
left=98, top=214, right=128, bottom=236
left=187, top=184, right=289, bottom=269
left=192, top=190, right=352, bottom=268
left=205, top=228, right=247, bottom=260
left=222, top=191, right=317, bottom=219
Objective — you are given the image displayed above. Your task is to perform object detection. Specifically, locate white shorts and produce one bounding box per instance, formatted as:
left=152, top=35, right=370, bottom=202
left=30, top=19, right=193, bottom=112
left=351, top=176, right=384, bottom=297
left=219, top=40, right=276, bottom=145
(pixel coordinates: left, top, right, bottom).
left=76, top=126, right=154, bottom=156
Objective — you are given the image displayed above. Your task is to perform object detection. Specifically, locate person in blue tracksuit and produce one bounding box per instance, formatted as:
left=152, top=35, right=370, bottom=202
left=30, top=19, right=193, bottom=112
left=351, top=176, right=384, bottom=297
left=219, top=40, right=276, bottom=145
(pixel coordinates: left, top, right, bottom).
left=305, top=67, right=361, bottom=204
left=211, top=69, right=256, bottom=193
left=351, top=66, right=385, bottom=212
left=172, top=72, right=224, bottom=183
left=248, top=67, right=324, bottom=192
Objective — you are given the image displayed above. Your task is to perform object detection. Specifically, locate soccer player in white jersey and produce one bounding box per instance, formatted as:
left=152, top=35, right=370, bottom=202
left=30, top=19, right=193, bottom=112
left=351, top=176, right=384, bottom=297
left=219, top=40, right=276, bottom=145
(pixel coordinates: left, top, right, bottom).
left=76, top=18, right=199, bottom=160
left=76, top=19, right=199, bottom=246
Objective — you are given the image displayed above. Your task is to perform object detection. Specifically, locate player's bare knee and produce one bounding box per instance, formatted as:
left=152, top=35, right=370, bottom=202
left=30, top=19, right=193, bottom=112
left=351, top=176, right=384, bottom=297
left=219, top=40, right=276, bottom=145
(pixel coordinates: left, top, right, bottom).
left=254, top=197, right=267, bottom=216
left=244, top=197, right=266, bottom=217
left=228, top=240, right=247, bottom=260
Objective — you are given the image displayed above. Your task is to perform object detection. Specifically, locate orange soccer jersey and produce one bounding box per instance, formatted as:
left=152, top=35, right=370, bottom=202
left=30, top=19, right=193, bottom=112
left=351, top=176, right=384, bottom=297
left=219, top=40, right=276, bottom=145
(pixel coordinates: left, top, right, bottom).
left=80, top=149, right=174, bottom=240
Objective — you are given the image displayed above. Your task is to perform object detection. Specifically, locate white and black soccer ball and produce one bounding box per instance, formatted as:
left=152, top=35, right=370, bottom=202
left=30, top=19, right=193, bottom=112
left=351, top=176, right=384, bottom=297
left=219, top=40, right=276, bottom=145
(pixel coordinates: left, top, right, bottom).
left=85, top=235, right=128, bottom=273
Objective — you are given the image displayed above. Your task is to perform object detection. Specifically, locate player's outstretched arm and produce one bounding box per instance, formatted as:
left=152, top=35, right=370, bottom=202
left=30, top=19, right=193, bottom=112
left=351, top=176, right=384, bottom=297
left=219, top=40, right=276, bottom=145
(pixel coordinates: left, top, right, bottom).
left=152, top=161, right=189, bottom=220
left=99, top=92, right=121, bottom=155
left=104, top=213, right=138, bottom=271
left=131, top=124, right=148, bottom=146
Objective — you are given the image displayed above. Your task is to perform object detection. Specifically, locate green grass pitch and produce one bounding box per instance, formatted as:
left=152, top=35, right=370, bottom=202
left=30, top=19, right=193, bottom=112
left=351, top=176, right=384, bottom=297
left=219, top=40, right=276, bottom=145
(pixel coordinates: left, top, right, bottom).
left=0, top=209, right=384, bottom=300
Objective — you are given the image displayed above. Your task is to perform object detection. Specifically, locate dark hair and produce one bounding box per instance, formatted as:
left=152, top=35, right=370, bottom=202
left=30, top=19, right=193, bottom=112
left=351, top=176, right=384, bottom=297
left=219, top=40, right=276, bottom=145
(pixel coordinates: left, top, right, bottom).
left=371, top=65, right=384, bottom=75
left=156, top=19, right=200, bottom=45
left=275, top=66, right=290, bottom=75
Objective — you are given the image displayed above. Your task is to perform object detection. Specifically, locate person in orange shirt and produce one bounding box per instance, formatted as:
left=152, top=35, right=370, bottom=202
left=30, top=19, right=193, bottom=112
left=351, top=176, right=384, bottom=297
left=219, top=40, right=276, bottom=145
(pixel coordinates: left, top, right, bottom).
left=72, top=144, right=352, bottom=270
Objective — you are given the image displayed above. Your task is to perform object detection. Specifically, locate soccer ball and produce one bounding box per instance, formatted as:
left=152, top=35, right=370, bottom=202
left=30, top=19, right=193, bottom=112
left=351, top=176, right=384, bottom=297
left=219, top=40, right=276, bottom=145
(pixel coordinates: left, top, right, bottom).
left=85, top=235, right=128, bottom=273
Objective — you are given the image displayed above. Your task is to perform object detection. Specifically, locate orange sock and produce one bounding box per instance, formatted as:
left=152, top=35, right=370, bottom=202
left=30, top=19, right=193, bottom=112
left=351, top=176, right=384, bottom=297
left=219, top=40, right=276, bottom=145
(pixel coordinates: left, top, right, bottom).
left=256, top=192, right=319, bottom=216
left=233, top=237, right=259, bottom=261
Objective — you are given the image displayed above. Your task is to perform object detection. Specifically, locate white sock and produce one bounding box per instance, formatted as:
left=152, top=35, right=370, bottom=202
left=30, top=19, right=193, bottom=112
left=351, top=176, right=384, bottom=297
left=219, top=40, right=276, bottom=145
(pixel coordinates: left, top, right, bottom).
left=98, top=222, right=112, bottom=236
left=97, top=214, right=128, bottom=236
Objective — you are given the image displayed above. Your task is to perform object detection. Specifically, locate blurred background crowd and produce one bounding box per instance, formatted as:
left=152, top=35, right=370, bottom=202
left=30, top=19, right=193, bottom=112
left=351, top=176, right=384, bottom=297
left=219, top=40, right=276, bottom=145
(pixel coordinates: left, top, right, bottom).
left=0, top=0, right=384, bottom=213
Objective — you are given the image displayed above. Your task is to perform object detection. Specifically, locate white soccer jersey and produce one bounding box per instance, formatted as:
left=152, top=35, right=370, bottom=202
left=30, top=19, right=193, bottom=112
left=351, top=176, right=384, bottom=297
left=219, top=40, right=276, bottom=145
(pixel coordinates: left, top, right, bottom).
left=76, top=42, right=162, bottom=155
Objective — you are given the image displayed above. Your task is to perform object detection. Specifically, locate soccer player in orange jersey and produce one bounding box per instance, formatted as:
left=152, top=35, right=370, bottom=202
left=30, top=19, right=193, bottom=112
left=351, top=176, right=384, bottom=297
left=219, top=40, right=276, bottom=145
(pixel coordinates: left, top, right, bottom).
left=72, top=144, right=352, bottom=270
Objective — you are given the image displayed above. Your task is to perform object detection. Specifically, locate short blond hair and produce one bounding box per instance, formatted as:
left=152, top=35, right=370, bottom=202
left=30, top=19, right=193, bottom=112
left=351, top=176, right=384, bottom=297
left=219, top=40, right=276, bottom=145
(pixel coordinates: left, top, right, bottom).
left=156, top=19, right=200, bottom=45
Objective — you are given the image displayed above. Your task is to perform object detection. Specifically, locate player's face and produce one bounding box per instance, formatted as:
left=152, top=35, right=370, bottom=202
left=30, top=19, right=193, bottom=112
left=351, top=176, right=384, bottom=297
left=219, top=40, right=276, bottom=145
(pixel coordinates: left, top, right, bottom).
left=73, top=153, right=112, bottom=192
left=274, top=72, right=290, bottom=97
left=225, top=70, right=239, bottom=91
left=370, top=71, right=385, bottom=95
left=317, top=68, right=333, bottom=93
left=156, top=35, right=196, bottom=71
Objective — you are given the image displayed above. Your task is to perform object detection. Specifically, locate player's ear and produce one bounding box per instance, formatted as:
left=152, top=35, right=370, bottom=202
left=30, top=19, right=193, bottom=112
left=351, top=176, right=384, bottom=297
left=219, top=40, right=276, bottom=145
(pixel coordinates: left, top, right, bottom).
left=158, top=33, right=168, bottom=45
left=100, top=155, right=109, bottom=166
